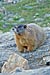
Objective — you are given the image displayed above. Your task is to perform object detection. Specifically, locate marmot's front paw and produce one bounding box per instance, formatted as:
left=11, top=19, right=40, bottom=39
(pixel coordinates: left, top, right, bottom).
left=18, top=46, right=24, bottom=53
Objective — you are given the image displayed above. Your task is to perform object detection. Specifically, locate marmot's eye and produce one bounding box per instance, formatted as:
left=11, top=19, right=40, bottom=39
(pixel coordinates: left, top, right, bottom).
left=24, top=25, right=27, bottom=28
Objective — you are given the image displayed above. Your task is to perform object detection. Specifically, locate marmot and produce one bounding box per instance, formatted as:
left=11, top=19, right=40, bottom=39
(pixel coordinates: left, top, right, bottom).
left=12, top=23, right=46, bottom=52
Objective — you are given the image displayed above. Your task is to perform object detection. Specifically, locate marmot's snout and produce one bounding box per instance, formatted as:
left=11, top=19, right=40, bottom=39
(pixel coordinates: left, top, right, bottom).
left=12, top=28, right=14, bottom=31
left=12, top=26, right=18, bottom=34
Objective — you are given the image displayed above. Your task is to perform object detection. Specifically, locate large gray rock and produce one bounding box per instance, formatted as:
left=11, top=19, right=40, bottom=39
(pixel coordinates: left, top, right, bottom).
left=0, top=66, right=50, bottom=75
left=11, top=66, right=50, bottom=75
left=0, top=27, right=50, bottom=73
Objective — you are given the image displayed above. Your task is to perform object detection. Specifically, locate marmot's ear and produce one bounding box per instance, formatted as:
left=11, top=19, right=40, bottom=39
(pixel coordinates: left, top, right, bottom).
left=24, top=25, right=27, bottom=28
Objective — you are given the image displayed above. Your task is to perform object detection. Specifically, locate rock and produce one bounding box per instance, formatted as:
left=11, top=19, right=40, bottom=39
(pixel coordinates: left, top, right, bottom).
left=13, top=66, right=50, bottom=75
left=0, top=73, right=11, bottom=75
left=42, top=56, right=50, bottom=65
left=0, top=7, right=6, bottom=14
left=24, top=5, right=33, bottom=9
left=7, top=13, right=14, bottom=18
left=0, top=20, right=4, bottom=22
left=11, top=23, right=17, bottom=26
left=12, top=66, right=50, bottom=75
left=12, top=67, right=24, bottom=73
left=8, top=18, right=13, bottom=21
left=18, top=18, right=25, bottom=22
left=2, top=24, right=8, bottom=28
left=3, top=16, right=8, bottom=21
left=0, top=27, right=50, bottom=73
left=44, top=14, right=50, bottom=18
left=34, top=18, right=43, bottom=22
left=1, top=53, right=29, bottom=73
left=1, top=66, right=50, bottom=75
left=36, top=0, right=46, bottom=3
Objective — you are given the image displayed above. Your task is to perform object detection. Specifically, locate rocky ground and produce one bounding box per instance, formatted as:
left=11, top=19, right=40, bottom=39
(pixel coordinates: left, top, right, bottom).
left=0, top=0, right=50, bottom=74
left=0, top=27, right=50, bottom=74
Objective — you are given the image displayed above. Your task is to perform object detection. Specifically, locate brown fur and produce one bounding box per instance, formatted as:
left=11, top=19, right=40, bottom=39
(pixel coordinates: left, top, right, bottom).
left=13, top=23, right=46, bottom=52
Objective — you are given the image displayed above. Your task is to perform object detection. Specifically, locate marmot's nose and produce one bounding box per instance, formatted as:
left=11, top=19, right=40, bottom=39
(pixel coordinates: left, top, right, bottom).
left=12, top=28, right=14, bottom=31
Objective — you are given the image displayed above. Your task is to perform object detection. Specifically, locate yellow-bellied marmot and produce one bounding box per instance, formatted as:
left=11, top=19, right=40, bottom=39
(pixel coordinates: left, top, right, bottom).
left=12, top=23, right=46, bottom=52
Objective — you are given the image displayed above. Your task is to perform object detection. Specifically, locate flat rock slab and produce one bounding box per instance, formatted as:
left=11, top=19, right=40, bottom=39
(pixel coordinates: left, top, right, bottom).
left=11, top=66, right=50, bottom=75
left=1, top=53, right=29, bottom=72
left=0, top=66, right=50, bottom=75
left=0, top=27, right=50, bottom=72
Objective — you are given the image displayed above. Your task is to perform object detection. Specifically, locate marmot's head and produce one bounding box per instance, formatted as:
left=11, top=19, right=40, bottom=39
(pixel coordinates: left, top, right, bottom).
left=12, top=25, right=27, bottom=35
